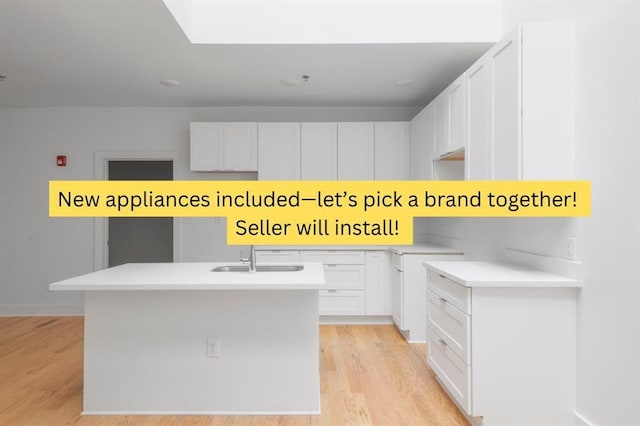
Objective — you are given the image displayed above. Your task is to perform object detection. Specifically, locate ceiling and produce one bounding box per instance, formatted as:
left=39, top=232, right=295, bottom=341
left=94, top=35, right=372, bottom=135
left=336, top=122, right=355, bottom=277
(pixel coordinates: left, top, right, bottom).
left=0, top=0, right=495, bottom=108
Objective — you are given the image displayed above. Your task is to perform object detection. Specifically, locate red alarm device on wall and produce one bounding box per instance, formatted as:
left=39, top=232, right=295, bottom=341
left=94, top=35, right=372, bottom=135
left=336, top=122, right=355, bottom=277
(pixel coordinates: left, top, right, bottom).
left=56, top=155, right=67, bottom=167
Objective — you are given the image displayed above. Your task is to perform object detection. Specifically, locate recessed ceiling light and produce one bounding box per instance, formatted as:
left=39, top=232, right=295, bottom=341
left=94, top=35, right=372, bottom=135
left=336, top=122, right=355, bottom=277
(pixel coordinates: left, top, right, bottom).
left=160, top=79, right=181, bottom=87
left=395, top=79, right=413, bottom=87
left=281, top=79, right=299, bottom=87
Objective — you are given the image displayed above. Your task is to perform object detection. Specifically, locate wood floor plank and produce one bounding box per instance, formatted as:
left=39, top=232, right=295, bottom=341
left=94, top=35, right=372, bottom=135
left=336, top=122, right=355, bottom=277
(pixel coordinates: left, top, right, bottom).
left=0, top=317, right=467, bottom=425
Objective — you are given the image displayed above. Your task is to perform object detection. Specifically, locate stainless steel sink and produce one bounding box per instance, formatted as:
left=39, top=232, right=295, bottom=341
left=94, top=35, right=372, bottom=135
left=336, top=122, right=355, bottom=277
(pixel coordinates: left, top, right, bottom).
left=211, top=265, right=304, bottom=272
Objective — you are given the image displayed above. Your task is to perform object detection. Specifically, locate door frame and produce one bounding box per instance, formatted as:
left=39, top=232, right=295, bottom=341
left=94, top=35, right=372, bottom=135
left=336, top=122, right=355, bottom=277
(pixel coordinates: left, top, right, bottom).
left=93, top=151, right=181, bottom=271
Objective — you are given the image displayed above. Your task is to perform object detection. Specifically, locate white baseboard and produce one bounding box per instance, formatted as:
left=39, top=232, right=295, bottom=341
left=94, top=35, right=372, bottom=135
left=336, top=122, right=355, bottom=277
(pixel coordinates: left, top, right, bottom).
left=0, top=304, right=84, bottom=316
left=320, top=315, right=393, bottom=325
left=574, top=411, right=595, bottom=426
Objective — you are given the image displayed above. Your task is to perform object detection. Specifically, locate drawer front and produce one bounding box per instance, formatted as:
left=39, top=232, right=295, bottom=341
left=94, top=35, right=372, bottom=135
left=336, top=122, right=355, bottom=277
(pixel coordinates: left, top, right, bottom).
left=300, top=250, right=365, bottom=265
left=428, top=290, right=471, bottom=363
left=427, top=328, right=472, bottom=414
left=324, top=265, right=365, bottom=290
left=255, top=250, right=300, bottom=262
left=427, top=270, right=471, bottom=315
left=319, top=290, right=365, bottom=315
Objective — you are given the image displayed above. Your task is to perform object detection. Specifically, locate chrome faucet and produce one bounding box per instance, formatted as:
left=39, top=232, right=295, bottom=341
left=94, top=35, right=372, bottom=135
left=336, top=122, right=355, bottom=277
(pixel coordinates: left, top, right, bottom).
left=240, top=245, right=257, bottom=273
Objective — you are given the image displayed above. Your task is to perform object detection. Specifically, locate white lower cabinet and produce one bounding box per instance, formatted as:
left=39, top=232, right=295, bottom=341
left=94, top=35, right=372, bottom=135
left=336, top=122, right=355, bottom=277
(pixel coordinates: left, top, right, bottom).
left=392, top=252, right=463, bottom=342
left=300, top=250, right=366, bottom=315
left=254, top=250, right=300, bottom=263
left=319, top=290, right=365, bottom=315
left=365, top=251, right=391, bottom=315
left=424, top=263, right=579, bottom=425
left=427, top=289, right=470, bottom=362
left=427, top=328, right=472, bottom=414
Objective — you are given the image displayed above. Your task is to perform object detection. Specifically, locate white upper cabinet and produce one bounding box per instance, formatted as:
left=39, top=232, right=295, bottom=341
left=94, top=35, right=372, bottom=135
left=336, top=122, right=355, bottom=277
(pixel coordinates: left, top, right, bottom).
left=424, top=22, right=574, bottom=181
left=490, top=22, right=574, bottom=180
left=433, top=74, right=466, bottom=159
left=409, top=110, right=424, bottom=180
left=490, top=29, right=521, bottom=180
left=465, top=56, right=491, bottom=180
left=433, top=93, right=449, bottom=159
left=191, top=122, right=222, bottom=171
left=300, top=123, right=338, bottom=180
left=258, top=122, right=301, bottom=180
left=223, top=123, right=258, bottom=171
left=190, top=122, right=258, bottom=172
left=422, top=104, right=435, bottom=180
left=337, top=122, right=374, bottom=180
left=447, top=74, right=466, bottom=155
left=374, top=122, right=410, bottom=180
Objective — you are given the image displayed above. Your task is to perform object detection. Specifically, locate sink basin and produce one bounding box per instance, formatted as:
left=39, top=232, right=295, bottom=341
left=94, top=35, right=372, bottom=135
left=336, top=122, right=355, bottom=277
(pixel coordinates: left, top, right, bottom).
left=211, top=265, right=304, bottom=272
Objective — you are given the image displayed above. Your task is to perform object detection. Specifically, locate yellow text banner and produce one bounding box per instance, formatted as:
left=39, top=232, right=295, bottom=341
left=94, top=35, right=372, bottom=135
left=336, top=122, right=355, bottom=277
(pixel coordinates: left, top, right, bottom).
left=49, top=180, right=591, bottom=245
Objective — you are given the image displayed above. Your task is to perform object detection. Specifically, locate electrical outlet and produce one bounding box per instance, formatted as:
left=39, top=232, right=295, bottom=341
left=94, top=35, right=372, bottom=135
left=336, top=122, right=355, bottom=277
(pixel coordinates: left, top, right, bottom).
left=206, top=337, right=220, bottom=358
left=566, top=238, right=576, bottom=260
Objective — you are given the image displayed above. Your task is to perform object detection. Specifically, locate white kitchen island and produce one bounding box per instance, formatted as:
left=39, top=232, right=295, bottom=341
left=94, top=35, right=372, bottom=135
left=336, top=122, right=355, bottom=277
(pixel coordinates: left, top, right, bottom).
left=49, top=262, right=325, bottom=415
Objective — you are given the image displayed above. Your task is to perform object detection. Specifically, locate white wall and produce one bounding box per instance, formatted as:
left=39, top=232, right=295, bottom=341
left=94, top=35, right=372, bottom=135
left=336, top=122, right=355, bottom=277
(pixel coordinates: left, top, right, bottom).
left=0, top=106, right=417, bottom=315
left=0, top=110, right=7, bottom=306
left=429, top=1, right=639, bottom=424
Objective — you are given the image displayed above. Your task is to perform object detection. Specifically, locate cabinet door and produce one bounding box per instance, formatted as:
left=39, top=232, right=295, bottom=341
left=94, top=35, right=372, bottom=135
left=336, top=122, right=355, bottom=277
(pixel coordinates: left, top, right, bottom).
left=466, top=57, right=491, bottom=180
left=365, top=251, right=392, bottom=315
left=258, top=122, right=301, bottom=180
left=374, top=122, right=409, bottom=180
left=300, top=122, right=337, bottom=180
left=447, top=74, right=466, bottom=154
left=190, top=122, right=223, bottom=171
left=409, top=111, right=423, bottom=180
left=391, top=267, right=403, bottom=328
left=223, top=123, right=257, bottom=171
left=337, top=122, right=374, bottom=180
left=422, top=104, right=435, bottom=180
left=433, top=93, right=449, bottom=158
left=490, top=28, right=521, bottom=180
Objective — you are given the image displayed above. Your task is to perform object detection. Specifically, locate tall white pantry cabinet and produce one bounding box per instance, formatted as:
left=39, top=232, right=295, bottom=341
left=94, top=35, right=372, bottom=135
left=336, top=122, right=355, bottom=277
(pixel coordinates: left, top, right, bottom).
left=467, top=21, right=575, bottom=181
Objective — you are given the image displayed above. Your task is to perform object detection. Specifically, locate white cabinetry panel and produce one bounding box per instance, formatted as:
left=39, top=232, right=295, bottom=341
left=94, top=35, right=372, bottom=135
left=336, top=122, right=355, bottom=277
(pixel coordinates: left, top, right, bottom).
left=190, top=122, right=258, bottom=172
left=337, top=122, right=374, bottom=180
left=190, top=122, right=223, bottom=171
left=223, top=123, right=258, bottom=171
left=490, top=30, right=521, bottom=180
left=301, top=122, right=338, bottom=180
left=365, top=251, right=391, bottom=315
left=258, top=122, right=301, bottom=180
left=465, top=57, right=491, bottom=180
left=374, top=122, right=409, bottom=180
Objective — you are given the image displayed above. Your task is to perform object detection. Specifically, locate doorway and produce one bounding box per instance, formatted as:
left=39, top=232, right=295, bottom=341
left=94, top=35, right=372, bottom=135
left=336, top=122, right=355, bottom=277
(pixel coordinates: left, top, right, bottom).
left=107, top=160, right=173, bottom=267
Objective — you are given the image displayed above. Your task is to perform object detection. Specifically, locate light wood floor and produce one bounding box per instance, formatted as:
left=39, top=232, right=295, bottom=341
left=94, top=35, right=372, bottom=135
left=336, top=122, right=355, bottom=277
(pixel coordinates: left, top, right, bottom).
left=0, top=317, right=467, bottom=425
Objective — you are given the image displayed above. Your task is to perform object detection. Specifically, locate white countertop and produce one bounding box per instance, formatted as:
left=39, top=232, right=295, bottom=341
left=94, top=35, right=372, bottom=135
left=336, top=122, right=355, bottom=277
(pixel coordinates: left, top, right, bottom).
left=389, top=243, right=463, bottom=255
left=258, top=243, right=462, bottom=254
left=49, top=262, right=326, bottom=291
left=258, top=244, right=391, bottom=251
left=423, top=261, right=582, bottom=288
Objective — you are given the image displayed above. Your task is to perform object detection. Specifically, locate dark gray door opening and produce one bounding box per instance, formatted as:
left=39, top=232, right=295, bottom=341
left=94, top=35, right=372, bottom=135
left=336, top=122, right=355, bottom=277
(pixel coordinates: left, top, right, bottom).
left=108, top=160, right=173, bottom=267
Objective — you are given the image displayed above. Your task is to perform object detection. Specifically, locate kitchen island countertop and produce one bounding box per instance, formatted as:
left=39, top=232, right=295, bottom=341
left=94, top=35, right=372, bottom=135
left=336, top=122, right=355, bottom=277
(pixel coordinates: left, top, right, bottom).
left=49, top=262, right=325, bottom=291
